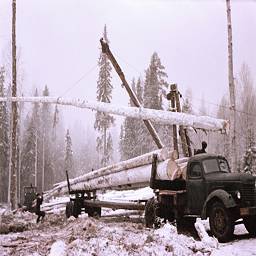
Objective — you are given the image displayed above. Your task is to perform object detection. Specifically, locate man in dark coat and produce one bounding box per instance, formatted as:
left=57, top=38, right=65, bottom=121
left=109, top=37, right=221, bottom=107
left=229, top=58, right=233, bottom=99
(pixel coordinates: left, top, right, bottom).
left=195, top=141, right=207, bottom=155
left=35, top=193, right=45, bottom=223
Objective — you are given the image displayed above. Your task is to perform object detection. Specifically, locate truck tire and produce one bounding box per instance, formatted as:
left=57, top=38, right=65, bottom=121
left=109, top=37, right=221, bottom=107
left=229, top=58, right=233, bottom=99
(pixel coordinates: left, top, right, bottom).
left=145, top=198, right=160, bottom=228
left=209, top=201, right=234, bottom=242
left=66, top=201, right=74, bottom=218
left=176, top=217, right=196, bottom=234
left=88, top=207, right=101, bottom=218
left=73, top=201, right=81, bottom=218
left=243, top=216, right=256, bottom=236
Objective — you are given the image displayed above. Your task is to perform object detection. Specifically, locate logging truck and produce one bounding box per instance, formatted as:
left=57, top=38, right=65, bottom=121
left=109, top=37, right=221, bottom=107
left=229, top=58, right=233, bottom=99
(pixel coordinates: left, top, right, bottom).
left=146, top=153, right=256, bottom=242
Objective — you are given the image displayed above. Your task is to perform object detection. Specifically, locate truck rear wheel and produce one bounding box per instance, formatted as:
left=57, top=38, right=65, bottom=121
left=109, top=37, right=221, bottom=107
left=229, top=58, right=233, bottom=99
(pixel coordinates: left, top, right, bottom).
left=209, top=201, right=234, bottom=242
left=88, top=207, right=101, bottom=218
left=66, top=201, right=74, bottom=218
left=243, top=216, right=256, bottom=236
left=145, top=198, right=160, bottom=228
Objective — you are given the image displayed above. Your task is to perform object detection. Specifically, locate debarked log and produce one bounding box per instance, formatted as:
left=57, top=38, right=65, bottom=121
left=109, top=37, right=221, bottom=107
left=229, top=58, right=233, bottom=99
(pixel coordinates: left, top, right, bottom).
left=45, top=157, right=188, bottom=199
left=45, top=148, right=177, bottom=199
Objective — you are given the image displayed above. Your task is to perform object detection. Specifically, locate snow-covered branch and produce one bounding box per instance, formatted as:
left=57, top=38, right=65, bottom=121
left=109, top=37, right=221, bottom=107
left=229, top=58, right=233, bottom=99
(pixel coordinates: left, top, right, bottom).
left=0, top=96, right=229, bottom=132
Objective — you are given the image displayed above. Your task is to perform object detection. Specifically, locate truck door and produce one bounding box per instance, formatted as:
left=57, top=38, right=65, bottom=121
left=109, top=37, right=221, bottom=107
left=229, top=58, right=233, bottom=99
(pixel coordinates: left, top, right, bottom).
left=186, top=162, right=206, bottom=215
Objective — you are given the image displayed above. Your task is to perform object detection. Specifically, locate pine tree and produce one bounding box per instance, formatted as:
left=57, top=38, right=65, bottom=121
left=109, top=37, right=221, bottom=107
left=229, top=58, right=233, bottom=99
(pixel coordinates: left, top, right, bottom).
left=133, top=78, right=146, bottom=156
left=216, top=95, right=230, bottom=160
left=94, top=25, right=114, bottom=167
left=182, top=89, right=193, bottom=114
left=64, top=129, right=74, bottom=176
left=242, top=147, right=256, bottom=174
left=0, top=67, right=9, bottom=202
left=40, top=85, right=54, bottom=191
left=20, top=89, right=40, bottom=201
left=142, top=52, right=168, bottom=153
left=119, top=79, right=138, bottom=160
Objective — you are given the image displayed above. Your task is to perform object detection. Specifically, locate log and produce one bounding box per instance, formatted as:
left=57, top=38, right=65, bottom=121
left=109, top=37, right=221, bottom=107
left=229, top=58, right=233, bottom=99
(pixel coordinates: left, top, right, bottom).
left=45, top=157, right=188, bottom=198
left=45, top=148, right=176, bottom=199
left=0, top=97, right=229, bottom=132
left=84, top=200, right=145, bottom=211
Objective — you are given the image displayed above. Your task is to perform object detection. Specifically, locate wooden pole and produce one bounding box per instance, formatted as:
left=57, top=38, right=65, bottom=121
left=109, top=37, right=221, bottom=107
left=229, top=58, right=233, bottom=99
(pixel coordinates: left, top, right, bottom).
left=184, top=129, right=192, bottom=157
left=226, top=0, right=237, bottom=172
left=42, top=134, right=45, bottom=192
left=168, top=84, right=179, bottom=156
left=100, top=38, right=164, bottom=149
left=35, top=129, right=38, bottom=187
left=173, top=84, right=189, bottom=157
left=10, top=0, right=17, bottom=209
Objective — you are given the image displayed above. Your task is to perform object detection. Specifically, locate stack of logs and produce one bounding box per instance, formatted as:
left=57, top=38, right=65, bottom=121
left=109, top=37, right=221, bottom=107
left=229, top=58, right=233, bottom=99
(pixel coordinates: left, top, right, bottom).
left=44, top=148, right=189, bottom=200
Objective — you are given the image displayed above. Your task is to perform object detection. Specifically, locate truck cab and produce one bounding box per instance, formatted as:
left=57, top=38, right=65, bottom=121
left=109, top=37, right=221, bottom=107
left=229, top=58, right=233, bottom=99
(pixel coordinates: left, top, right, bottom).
left=146, top=153, right=256, bottom=242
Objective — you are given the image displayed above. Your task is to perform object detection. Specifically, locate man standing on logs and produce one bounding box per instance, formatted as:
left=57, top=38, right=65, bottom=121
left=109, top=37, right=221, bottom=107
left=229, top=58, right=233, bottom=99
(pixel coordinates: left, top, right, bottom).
left=195, top=141, right=207, bottom=155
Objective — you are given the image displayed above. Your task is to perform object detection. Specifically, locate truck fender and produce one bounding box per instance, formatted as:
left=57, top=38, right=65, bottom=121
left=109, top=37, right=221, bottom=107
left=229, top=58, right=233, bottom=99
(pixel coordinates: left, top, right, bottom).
left=201, top=189, right=237, bottom=219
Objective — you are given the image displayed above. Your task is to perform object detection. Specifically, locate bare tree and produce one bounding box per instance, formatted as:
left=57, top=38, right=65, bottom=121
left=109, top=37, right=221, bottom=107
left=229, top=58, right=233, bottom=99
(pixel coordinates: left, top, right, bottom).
left=226, top=0, right=237, bottom=172
left=9, top=0, right=18, bottom=209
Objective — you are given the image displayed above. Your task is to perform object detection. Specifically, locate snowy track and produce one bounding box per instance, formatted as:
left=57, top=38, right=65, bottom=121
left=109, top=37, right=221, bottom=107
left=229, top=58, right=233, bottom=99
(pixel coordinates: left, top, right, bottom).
left=1, top=209, right=256, bottom=256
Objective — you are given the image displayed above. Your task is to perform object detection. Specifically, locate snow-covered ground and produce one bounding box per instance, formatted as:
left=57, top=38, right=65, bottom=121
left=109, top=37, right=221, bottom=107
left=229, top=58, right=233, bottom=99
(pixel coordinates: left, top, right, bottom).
left=1, top=188, right=256, bottom=256
left=1, top=206, right=256, bottom=256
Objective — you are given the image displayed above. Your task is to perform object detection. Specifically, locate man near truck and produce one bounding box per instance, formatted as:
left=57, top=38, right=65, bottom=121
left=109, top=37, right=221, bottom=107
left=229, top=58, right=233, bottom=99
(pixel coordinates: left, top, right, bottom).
left=34, top=193, right=45, bottom=223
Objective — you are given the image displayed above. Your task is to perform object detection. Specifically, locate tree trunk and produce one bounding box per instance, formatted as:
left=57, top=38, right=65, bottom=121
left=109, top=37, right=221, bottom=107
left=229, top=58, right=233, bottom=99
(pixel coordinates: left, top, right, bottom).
left=226, top=0, right=237, bottom=172
left=42, top=134, right=45, bottom=192
left=35, top=129, right=38, bottom=187
left=103, top=126, right=107, bottom=166
left=10, top=0, right=17, bottom=210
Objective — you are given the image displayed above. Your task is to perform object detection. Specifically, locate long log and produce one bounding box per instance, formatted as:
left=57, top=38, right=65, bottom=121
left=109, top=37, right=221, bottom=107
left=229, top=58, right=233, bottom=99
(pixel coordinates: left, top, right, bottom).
left=45, top=148, right=175, bottom=199
left=45, top=157, right=188, bottom=199
left=0, top=97, right=229, bottom=132
left=57, top=148, right=174, bottom=186
left=84, top=200, right=145, bottom=211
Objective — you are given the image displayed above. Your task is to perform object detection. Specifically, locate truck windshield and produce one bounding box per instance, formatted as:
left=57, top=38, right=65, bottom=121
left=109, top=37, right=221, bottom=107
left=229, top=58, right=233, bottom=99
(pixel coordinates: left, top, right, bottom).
left=203, top=158, right=230, bottom=174
left=218, top=159, right=230, bottom=173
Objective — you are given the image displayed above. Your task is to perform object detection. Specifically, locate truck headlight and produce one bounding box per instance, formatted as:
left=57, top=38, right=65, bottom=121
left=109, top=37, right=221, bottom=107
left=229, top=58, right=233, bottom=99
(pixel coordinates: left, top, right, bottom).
left=236, top=191, right=241, bottom=199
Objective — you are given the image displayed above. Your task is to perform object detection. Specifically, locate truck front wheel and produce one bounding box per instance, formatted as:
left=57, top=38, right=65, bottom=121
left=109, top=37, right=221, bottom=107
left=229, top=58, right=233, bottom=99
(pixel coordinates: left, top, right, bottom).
left=145, top=198, right=160, bottom=228
left=243, top=216, right=256, bottom=236
left=209, top=201, right=234, bottom=242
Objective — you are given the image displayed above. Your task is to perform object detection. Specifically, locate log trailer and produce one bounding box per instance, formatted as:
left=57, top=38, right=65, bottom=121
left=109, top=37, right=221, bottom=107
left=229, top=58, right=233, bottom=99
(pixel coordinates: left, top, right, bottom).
left=146, top=153, right=256, bottom=242
left=65, top=171, right=145, bottom=219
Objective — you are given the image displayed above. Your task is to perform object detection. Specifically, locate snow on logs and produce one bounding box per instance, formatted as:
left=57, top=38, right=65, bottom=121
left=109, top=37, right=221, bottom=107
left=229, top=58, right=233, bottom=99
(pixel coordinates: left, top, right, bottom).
left=44, top=148, right=188, bottom=199
left=0, top=97, right=229, bottom=132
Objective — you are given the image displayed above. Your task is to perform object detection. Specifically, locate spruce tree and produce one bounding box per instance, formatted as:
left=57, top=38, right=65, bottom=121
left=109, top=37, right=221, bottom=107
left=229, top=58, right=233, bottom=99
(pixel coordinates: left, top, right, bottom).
left=0, top=67, right=9, bottom=202
left=119, top=79, right=136, bottom=160
left=40, top=85, right=54, bottom=191
left=94, top=25, right=114, bottom=166
left=142, top=52, right=168, bottom=153
left=216, top=95, right=230, bottom=160
left=133, top=78, right=146, bottom=156
left=20, top=89, right=40, bottom=200
left=52, top=106, right=65, bottom=183
left=182, top=89, right=193, bottom=114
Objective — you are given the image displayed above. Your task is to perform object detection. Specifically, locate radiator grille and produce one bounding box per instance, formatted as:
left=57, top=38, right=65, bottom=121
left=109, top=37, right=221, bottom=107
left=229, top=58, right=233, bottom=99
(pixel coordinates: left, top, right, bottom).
left=241, top=184, right=256, bottom=206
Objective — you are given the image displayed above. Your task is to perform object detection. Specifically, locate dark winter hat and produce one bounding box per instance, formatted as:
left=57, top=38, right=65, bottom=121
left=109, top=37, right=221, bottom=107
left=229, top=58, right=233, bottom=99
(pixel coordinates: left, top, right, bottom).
left=202, top=141, right=207, bottom=148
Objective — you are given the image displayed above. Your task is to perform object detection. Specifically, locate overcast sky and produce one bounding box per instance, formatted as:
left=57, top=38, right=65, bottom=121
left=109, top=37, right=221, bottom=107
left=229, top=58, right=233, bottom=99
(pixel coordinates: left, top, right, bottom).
left=0, top=0, right=255, bottom=128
